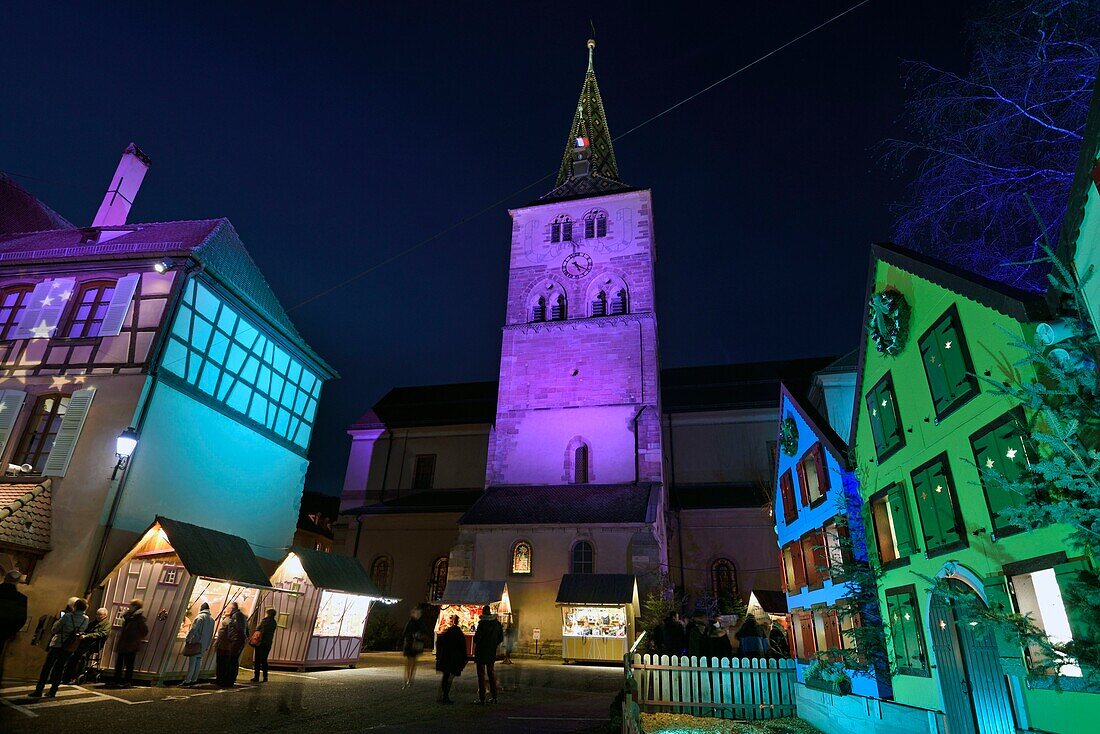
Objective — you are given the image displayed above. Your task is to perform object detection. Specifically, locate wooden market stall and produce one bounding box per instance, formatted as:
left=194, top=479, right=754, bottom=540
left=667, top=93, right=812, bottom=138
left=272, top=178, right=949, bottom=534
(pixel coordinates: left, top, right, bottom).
left=557, top=573, right=638, bottom=663
left=267, top=547, right=396, bottom=669
left=97, top=516, right=278, bottom=684
left=433, top=580, right=511, bottom=658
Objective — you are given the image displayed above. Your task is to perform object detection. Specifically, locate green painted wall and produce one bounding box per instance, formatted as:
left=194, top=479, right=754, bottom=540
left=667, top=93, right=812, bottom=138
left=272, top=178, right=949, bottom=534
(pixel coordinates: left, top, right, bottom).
left=853, top=258, right=1100, bottom=733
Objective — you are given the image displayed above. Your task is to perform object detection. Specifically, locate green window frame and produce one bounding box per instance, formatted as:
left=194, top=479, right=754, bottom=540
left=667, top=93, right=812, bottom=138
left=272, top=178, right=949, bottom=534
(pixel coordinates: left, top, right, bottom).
left=868, top=483, right=918, bottom=566
left=885, top=585, right=929, bottom=676
left=865, top=372, right=905, bottom=461
left=910, top=454, right=967, bottom=555
left=918, top=305, right=979, bottom=420
left=970, top=410, right=1032, bottom=536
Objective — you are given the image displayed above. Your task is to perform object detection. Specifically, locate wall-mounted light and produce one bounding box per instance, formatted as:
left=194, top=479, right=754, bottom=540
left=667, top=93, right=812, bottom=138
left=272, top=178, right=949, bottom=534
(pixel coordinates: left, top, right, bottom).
left=154, top=258, right=175, bottom=274
left=114, top=427, right=139, bottom=477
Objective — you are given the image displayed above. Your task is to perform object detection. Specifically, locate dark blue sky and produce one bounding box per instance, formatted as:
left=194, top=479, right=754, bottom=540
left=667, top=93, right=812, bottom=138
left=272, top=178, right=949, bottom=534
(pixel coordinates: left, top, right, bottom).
left=2, top=2, right=970, bottom=495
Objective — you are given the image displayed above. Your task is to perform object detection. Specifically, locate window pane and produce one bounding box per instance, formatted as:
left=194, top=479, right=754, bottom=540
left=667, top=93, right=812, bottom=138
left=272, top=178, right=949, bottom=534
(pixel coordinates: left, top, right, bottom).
left=1011, top=568, right=1081, bottom=677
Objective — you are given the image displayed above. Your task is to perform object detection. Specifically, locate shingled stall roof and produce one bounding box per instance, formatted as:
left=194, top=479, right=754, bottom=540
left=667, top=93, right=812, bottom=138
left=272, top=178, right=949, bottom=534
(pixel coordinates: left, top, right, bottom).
left=290, top=546, right=385, bottom=597
left=460, top=483, right=657, bottom=526
left=749, top=589, right=788, bottom=615
left=556, top=573, right=638, bottom=606
left=0, top=480, right=52, bottom=553
left=441, top=579, right=507, bottom=605
left=146, top=516, right=272, bottom=589
left=343, top=489, right=484, bottom=517
left=0, top=218, right=335, bottom=377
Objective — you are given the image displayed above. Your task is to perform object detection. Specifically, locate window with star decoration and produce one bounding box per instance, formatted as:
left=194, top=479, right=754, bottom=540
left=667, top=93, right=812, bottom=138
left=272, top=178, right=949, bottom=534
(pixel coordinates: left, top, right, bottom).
left=969, top=410, right=1032, bottom=535
left=885, top=585, right=928, bottom=676
left=865, top=372, right=905, bottom=461
left=918, top=305, right=979, bottom=419
left=909, top=454, right=967, bottom=555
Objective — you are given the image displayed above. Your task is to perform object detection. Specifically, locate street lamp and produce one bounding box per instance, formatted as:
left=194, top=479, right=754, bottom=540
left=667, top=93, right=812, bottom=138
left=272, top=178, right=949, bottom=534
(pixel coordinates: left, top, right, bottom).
left=114, top=427, right=139, bottom=477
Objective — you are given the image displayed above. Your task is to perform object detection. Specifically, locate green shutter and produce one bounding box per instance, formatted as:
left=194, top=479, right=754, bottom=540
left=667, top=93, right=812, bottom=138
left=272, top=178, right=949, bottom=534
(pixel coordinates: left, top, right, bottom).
left=972, top=416, right=1027, bottom=531
left=42, top=388, right=96, bottom=477
left=919, top=332, right=953, bottom=414
left=886, top=483, right=917, bottom=556
left=937, top=318, right=977, bottom=403
left=866, top=387, right=887, bottom=453
left=913, top=460, right=963, bottom=550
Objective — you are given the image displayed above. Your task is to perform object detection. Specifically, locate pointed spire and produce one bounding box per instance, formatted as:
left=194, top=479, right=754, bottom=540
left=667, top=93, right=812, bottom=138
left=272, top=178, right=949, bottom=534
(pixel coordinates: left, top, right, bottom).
left=554, top=38, right=622, bottom=188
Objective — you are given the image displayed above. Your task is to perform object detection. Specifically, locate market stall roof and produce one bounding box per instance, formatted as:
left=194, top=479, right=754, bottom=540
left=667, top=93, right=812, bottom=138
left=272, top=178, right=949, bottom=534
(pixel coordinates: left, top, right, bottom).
left=556, top=574, right=639, bottom=607
left=101, top=516, right=272, bottom=588
left=749, top=589, right=788, bottom=615
left=289, top=546, right=388, bottom=597
left=440, top=579, right=507, bottom=605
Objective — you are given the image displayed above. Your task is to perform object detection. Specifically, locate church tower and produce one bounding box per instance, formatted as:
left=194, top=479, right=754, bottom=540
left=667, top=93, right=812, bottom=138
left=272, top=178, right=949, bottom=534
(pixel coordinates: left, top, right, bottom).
left=455, top=40, right=667, bottom=643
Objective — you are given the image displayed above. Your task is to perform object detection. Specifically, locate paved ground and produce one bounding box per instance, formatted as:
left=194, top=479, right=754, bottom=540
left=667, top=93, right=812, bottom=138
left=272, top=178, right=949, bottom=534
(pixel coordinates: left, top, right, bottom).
left=0, top=652, right=622, bottom=733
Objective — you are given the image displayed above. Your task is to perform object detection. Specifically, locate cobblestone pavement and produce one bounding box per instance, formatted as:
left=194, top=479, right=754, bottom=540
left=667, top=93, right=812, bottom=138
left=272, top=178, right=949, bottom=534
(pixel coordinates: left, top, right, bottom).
left=0, top=652, right=622, bottom=733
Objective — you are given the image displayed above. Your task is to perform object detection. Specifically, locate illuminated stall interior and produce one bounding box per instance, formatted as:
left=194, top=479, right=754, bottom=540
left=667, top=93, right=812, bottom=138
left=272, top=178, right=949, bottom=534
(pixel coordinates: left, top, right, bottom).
left=268, top=547, right=396, bottom=669
left=557, top=573, right=638, bottom=663
left=98, top=516, right=276, bottom=684
left=434, top=580, right=511, bottom=658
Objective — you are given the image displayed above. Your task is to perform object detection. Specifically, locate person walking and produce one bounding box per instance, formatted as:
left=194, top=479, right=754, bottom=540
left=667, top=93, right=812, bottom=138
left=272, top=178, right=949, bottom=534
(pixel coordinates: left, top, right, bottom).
left=215, top=601, right=248, bottom=687
left=109, top=599, right=147, bottom=688
left=64, top=607, right=111, bottom=682
left=0, top=569, right=28, bottom=689
left=401, top=607, right=425, bottom=689
left=181, top=602, right=215, bottom=686
left=250, top=608, right=277, bottom=683
left=30, top=597, right=88, bottom=698
left=434, top=614, right=467, bottom=704
left=472, top=605, right=503, bottom=704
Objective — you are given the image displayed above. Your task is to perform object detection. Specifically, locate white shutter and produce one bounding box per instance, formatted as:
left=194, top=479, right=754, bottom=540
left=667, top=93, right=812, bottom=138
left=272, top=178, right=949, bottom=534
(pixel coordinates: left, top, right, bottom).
left=0, top=389, right=27, bottom=459
left=12, top=278, right=76, bottom=340
left=43, top=388, right=95, bottom=477
left=99, top=274, right=140, bottom=337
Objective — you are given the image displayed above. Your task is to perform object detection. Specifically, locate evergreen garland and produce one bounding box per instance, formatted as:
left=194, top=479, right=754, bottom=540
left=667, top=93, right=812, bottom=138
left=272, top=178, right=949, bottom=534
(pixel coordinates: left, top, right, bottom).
left=867, top=289, right=911, bottom=356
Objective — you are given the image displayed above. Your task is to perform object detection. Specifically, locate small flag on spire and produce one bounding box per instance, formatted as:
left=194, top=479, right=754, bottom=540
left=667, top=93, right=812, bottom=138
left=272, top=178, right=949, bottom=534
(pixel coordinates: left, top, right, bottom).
left=575, top=136, right=589, bottom=148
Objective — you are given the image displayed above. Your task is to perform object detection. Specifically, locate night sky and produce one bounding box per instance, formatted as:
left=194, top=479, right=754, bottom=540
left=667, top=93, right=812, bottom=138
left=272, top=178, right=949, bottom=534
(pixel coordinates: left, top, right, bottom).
left=2, top=2, right=971, bottom=495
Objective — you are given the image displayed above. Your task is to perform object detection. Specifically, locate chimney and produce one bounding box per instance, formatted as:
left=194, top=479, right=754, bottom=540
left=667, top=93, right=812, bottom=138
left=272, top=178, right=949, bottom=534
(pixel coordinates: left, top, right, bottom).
left=92, top=143, right=151, bottom=227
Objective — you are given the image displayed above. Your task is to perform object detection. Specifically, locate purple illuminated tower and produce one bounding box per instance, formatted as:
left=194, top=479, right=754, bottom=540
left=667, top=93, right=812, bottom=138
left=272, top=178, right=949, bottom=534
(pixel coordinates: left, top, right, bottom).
left=457, top=40, right=666, bottom=635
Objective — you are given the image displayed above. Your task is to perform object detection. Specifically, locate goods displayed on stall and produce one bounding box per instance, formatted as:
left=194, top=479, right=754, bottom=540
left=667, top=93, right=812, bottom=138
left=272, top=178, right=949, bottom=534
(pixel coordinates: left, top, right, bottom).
left=98, top=516, right=278, bottom=684
left=434, top=580, right=511, bottom=658
left=556, top=573, right=639, bottom=663
left=268, top=547, right=396, bottom=669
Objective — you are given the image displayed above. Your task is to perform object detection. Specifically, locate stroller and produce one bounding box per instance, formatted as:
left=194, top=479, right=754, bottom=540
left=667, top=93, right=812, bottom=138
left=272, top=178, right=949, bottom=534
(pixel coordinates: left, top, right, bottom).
left=65, top=638, right=107, bottom=685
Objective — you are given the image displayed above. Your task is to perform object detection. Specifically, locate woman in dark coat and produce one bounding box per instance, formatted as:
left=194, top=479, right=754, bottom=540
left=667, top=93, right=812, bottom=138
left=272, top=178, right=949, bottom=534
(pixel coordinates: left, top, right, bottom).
left=251, top=608, right=278, bottom=683
left=434, top=614, right=467, bottom=704
left=111, top=599, right=147, bottom=688
left=401, top=607, right=425, bottom=689
left=215, top=602, right=247, bottom=687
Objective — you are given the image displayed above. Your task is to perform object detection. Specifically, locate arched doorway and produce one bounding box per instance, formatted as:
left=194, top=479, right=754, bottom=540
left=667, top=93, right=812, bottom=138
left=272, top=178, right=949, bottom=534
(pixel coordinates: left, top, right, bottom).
left=928, top=579, right=1015, bottom=734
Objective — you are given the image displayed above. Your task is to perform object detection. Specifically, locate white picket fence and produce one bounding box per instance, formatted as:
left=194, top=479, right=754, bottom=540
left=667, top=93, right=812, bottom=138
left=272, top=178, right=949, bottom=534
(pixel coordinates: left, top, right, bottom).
left=629, top=655, right=797, bottom=720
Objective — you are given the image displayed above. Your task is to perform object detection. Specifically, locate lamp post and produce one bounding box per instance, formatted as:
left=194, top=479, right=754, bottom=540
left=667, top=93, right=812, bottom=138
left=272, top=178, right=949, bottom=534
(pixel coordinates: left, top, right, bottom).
left=113, top=427, right=138, bottom=478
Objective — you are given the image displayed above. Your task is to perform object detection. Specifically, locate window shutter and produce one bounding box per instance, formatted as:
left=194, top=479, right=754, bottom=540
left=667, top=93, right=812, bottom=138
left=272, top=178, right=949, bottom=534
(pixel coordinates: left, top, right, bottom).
left=42, top=388, right=96, bottom=477
left=795, top=459, right=810, bottom=506
left=12, top=279, right=75, bottom=339
left=920, top=334, right=952, bottom=413
left=929, top=462, right=962, bottom=545
left=778, top=550, right=789, bottom=593
left=99, top=273, right=140, bottom=337
left=878, top=388, right=901, bottom=447
left=937, top=319, right=975, bottom=399
left=781, top=471, right=797, bottom=522
left=790, top=539, right=807, bottom=589
left=596, top=215, right=607, bottom=238
left=0, top=389, right=27, bottom=458
left=824, top=609, right=842, bottom=650
left=887, top=483, right=917, bottom=556
left=813, top=444, right=830, bottom=494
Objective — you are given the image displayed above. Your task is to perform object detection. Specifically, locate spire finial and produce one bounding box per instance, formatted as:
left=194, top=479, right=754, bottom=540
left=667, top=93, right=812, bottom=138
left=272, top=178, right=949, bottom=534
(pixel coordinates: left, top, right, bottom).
left=587, top=37, right=595, bottom=72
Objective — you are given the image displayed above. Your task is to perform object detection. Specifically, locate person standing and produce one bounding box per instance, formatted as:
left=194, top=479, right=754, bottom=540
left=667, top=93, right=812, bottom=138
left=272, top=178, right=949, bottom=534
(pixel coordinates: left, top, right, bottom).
left=434, top=614, right=467, bottom=704
left=0, top=569, right=28, bottom=689
left=251, top=608, right=277, bottom=683
left=472, top=605, right=503, bottom=704
left=109, top=599, right=147, bottom=688
left=769, top=621, right=790, bottom=658
left=401, top=607, right=425, bottom=689
left=64, top=607, right=111, bottom=682
left=215, top=601, right=248, bottom=687
left=685, top=611, right=708, bottom=658
left=735, top=616, right=767, bottom=659
left=30, top=597, right=88, bottom=698
left=659, top=612, right=685, bottom=657
left=181, top=602, right=215, bottom=686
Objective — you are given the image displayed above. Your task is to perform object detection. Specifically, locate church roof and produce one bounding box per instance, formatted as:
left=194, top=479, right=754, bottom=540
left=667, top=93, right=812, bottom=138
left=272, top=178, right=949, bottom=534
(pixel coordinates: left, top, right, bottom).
left=459, top=483, right=658, bottom=526
left=540, top=40, right=634, bottom=203
left=0, top=173, right=73, bottom=236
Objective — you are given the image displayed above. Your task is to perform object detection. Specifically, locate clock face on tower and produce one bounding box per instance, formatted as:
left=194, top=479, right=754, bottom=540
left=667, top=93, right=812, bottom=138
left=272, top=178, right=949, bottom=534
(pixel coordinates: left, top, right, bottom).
left=562, top=251, right=593, bottom=279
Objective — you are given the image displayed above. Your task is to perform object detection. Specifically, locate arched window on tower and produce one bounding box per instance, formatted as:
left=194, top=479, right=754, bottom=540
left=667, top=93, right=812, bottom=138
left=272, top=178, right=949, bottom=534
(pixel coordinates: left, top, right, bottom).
left=574, top=444, right=589, bottom=484
left=370, top=555, right=393, bottom=594
left=551, top=215, right=573, bottom=243
left=571, top=540, right=594, bottom=574
left=427, top=556, right=448, bottom=603
left=711, top=558, right=738, bottom=602
left=511, top=540, right=532, bottom=574
left=610, top=288, right=628, bottom=315
left=550, top=294, right=567, bottom=321
left=591, top=291, right=607, bottom=317
left=531, top=296, right=547, bottom=323
left=584, top=210, right=608, bottom=239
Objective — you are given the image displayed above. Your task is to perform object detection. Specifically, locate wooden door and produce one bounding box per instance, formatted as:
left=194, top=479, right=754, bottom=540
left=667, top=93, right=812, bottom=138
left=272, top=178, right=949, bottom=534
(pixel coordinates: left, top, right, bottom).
left=929, top=590, right=978, bottom=734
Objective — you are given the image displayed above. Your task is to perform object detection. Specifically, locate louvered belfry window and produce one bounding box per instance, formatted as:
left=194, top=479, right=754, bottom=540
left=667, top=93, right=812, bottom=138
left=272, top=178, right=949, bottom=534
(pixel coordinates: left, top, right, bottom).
left=591, top=291, right=607, bottom=317
left=551, top=294, right=566, bottom=321
left=610, top=289, right=627, bottom=315
left=532, top=297, right=547, bottom=323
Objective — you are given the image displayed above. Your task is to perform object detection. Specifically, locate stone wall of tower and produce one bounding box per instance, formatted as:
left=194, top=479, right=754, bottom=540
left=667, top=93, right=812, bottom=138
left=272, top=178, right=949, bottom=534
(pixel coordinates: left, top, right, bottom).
left=485, top=189, right=664, bottom=489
